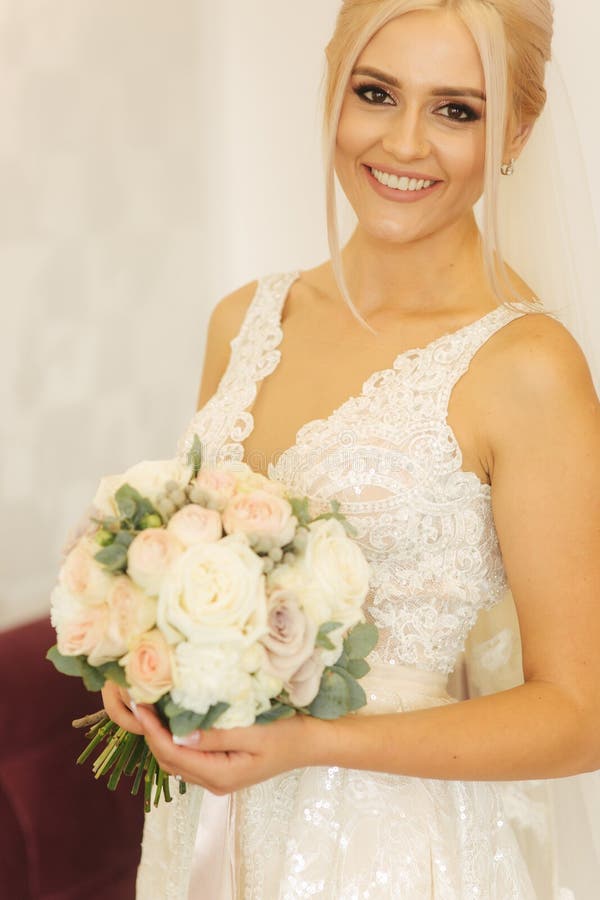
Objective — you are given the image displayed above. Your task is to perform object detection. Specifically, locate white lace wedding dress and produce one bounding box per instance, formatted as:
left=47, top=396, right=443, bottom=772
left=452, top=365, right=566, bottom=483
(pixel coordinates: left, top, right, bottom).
left=136, top=270, right=570, bottom=899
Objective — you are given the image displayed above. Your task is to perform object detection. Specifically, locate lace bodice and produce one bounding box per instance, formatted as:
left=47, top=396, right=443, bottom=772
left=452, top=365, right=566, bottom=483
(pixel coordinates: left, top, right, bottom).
left=176, top=271, right=533, bottom=675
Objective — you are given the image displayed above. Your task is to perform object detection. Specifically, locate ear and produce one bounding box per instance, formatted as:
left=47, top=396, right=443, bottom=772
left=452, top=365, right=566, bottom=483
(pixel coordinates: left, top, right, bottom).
left=506, top=119, right=534, bottom=162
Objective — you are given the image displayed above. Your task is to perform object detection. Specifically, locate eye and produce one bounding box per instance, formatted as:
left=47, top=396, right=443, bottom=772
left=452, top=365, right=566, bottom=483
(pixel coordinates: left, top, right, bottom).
left=353, top=83, right=395, bottom=106
left=437, top=102, right=480, bottom=122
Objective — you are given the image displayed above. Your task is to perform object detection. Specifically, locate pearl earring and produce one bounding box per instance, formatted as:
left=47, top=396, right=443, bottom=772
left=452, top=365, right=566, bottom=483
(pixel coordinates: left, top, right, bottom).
left=501, top=158, right=515, bottom=176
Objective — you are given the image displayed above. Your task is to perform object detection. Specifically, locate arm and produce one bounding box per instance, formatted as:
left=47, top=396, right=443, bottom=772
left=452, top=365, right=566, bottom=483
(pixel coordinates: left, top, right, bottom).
left=133, top=314, right=600, bottom=791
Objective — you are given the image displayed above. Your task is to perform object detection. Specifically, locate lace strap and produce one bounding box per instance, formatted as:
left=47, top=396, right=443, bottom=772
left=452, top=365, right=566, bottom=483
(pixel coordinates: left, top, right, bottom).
left=435, top=303, right=537, bottom=415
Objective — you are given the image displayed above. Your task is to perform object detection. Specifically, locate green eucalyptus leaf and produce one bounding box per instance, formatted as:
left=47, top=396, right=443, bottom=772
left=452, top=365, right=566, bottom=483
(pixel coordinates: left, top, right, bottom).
left=80, top=659, right=107, bottom=692
left=289, top=496, right=311, bottom=527
left=168, top=710, right=208, bottom=738
left=187, top=434, right=203, bottom=478
left=199, top=702, right=230, bottom=730
left=98, top=661, right=128, bottom=687
left=345, top=657, right=370, bottom=679
left=94, top=543, right=128, bottom=572
left=116, top=494, right=137, bottom=520
left=255, top=703, right=297, bottom=723
left=343, top=622, right=378, bottom=660
left=46, top=645, right=85, bottom=677
left=315, top=621, right=343, bottom=651
left=331, top=665, right=367, bottom=711
left=307, top=669, right=351, bottom=719
left=114, top=531, right=135, bottom=548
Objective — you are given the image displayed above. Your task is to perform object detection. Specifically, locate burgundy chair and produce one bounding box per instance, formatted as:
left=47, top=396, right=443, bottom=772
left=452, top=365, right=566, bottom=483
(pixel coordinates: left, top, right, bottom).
left=0, top=617, right=143, bottom=899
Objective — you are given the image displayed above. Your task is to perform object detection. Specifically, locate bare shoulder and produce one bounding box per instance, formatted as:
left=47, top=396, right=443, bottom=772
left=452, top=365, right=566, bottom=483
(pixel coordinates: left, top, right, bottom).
left=195, top=279, right=259, bottom=410
left=479, top=310, right=599, bottom=470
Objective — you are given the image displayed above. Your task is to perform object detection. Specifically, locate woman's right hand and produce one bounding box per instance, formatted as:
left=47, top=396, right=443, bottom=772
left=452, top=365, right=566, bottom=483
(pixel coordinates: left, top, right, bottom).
left=101, top=680, right=145, bottom=735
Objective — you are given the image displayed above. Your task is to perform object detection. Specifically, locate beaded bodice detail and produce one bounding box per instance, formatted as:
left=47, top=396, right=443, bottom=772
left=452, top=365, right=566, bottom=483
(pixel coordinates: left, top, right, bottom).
left=177, top=271, right=532, bottom=675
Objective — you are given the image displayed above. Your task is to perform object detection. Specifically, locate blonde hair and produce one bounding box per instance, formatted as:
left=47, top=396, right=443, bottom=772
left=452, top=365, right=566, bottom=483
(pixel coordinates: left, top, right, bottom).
left=322, top=0, right=554, bottom=328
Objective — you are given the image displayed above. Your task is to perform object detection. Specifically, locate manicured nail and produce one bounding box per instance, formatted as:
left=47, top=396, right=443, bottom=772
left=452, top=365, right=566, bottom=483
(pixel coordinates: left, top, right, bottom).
left=173, top=731, right=202, bottom=747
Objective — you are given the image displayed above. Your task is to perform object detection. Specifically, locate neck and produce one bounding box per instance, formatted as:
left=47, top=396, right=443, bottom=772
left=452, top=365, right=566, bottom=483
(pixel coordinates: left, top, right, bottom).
left=339, top=213, right=490, bottom=317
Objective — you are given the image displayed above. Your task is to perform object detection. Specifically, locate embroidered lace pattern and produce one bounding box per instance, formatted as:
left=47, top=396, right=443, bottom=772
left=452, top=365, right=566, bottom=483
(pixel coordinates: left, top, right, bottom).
left=177, top=270, right=535, bottom=676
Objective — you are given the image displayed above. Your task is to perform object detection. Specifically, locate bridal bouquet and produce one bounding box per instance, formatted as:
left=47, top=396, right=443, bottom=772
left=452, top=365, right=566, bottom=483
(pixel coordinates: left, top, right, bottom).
left=48, top=436, right=377, bottom=810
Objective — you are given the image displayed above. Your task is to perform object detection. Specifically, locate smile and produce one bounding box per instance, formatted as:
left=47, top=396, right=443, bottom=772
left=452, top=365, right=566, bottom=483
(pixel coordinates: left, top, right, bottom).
left=370, top=167, right=436, bottom=191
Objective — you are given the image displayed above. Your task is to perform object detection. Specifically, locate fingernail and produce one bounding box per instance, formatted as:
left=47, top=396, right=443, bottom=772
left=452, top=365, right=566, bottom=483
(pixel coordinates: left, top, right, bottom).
left=173, top=731, right=202, bottom=747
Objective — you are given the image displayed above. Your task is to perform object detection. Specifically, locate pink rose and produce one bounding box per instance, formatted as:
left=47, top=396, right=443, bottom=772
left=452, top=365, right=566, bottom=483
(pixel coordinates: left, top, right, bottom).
left=90, top=575, right=157, bottom=664
left=192, top=468, right=237, bottom=511
left=123, top=629, right=174, bottom=703
left=261, top=589, right=317, bottom=682
left=166, top=504, right=222, bottom=547
left=59, top=537, right=115, bottom=604
left=127, top=528, right=184, bottom=596
left=56, top=602, right=109, bottom=658
left=222, top=490, right=296, bottom=552
left=286, top=651, right=326, bottom=708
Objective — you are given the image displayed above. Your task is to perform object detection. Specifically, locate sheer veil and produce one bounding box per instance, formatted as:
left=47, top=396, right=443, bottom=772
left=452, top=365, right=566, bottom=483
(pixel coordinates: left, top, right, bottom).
left=461, top=57, right=600, bottom=899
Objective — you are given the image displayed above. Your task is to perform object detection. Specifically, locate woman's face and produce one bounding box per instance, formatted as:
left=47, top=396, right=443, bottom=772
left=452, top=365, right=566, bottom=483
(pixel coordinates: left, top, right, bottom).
left=335, top=9, right=487, bottom=245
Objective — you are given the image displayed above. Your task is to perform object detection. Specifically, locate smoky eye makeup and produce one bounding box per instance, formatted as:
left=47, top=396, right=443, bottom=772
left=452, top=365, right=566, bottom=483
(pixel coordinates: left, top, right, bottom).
left=351, top=81, right=482, bottom=122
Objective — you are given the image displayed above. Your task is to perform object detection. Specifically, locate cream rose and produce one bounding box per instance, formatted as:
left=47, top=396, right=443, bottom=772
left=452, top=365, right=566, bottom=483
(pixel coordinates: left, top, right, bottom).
left=222, top=489, right=296, bottom=552
left=157, top=534, right=267, bottom=645
left=285, top=650, right=326, bottom=708
left=192, top=467, right=238, bottom=511
left=51, top=585, right=109, bottom=658
left=92, top=458, right=193, bottom=518
left=86, top=575, right=157, bottom=664
left=59, top=537, right=115, bottom=604
left=123, top=629, right=174, bottom=703
left=298, top=519, right=371, bottom=626
left=261, top=589, right=317, bottom=682
left=127, top=528, right=185, bottom=596
left=166, top=504, right=222, bottom=547
left=231, top=465, right=287, bottom=498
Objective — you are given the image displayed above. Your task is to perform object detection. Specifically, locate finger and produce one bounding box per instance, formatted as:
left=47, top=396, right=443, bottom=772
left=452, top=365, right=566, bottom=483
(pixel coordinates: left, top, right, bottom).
left=101, top=681, right=144, bottom=735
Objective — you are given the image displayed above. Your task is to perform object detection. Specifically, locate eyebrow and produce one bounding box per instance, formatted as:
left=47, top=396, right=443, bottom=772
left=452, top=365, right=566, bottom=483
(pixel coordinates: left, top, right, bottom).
left=351, top=66, right=486, bottom=101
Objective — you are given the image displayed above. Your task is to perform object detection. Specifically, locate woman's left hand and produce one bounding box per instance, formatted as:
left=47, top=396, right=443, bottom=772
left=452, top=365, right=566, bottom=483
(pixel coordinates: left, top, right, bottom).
left=131, top=703, right=326, bottom=794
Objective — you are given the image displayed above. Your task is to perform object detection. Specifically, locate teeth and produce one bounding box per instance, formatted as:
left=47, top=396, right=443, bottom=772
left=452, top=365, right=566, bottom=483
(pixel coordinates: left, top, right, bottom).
left=371, top=168, right=435, bottom=191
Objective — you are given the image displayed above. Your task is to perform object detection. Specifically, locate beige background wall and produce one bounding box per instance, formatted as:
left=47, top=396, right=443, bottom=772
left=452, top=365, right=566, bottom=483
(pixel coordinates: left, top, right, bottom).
left=1, top=1, right=598, bottom=627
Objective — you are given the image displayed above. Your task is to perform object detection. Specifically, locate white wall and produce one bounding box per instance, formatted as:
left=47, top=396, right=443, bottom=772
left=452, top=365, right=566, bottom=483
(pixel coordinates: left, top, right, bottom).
left=1, top=1, right=598, bottom=628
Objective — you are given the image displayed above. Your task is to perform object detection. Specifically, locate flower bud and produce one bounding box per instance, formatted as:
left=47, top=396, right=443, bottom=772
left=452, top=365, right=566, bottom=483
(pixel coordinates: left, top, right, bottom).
left=139, top=513, right=163, bottom=530
left=95, top=528, right=115, bottom=547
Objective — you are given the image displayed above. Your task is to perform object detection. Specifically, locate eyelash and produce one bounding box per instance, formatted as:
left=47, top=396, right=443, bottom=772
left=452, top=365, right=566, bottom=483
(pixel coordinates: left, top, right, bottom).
left=352, top=83, right=481, bottom=123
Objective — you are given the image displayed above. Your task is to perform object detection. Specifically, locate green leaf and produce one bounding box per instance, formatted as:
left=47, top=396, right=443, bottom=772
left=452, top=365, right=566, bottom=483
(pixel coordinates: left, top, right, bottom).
left=98, top=661, right=128, bottom=687
left=198, top=702, right=230, bottom=730
left=315, top=621, right=343, bottom=651
left=80, top=659, right=106, bottom=692
left=115, top=491, right=137, bottom=521
left=331, top=665, right=367, bottom=711
left=289, top=496, right=311, bottom=527
left=114, top=531, right=135, bottom=548
left=343, top=622, right=378, bottom=660
left=94, top=542, right=129, bottom=572
left=345, top=657, right=370, bottom=679
left=46, top=645, right=85, bottom=677
left=307, top=669, right=351, bottom=719
left=168, top=710, right=208, bottom=738
left=255, top=703, right=297, bottom=724
left=187, top=435, right=203, bottom=478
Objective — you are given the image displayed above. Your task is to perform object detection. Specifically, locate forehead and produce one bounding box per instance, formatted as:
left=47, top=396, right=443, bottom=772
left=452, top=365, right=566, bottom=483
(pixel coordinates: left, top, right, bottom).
left=356, top=9, right=484, bottom=89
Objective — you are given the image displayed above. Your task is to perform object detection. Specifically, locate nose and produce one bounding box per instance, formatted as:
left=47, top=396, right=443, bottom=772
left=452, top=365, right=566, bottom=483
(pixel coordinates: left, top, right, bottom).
left=381, top=106, right=430, bottom=160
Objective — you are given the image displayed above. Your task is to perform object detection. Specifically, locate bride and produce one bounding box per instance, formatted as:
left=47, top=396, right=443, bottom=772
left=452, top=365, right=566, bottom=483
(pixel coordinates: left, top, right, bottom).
left=102, top=1, right=600, bottom=897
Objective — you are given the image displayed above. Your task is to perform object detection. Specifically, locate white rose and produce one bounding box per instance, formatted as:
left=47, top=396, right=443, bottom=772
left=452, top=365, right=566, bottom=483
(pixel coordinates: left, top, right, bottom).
left=192, top=467, right=238, bottom=511
left=59, top=537, right=115, bottom=605
left=93, top=458, right=193, bottom=518
left=87, top=575, right=156, bottom=664
left=157, top=535, right=268, bottom=645
left=297, top=519, right=371, bottom=626
left=127, top=528, right=185, bottom=596
left=231, top=464, right=287, bottom=498
left=172, top=640, right=252, bottom=718
left=166, top=504, right=222, bottom=547
left=222, top=490, right=296, bottom=552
